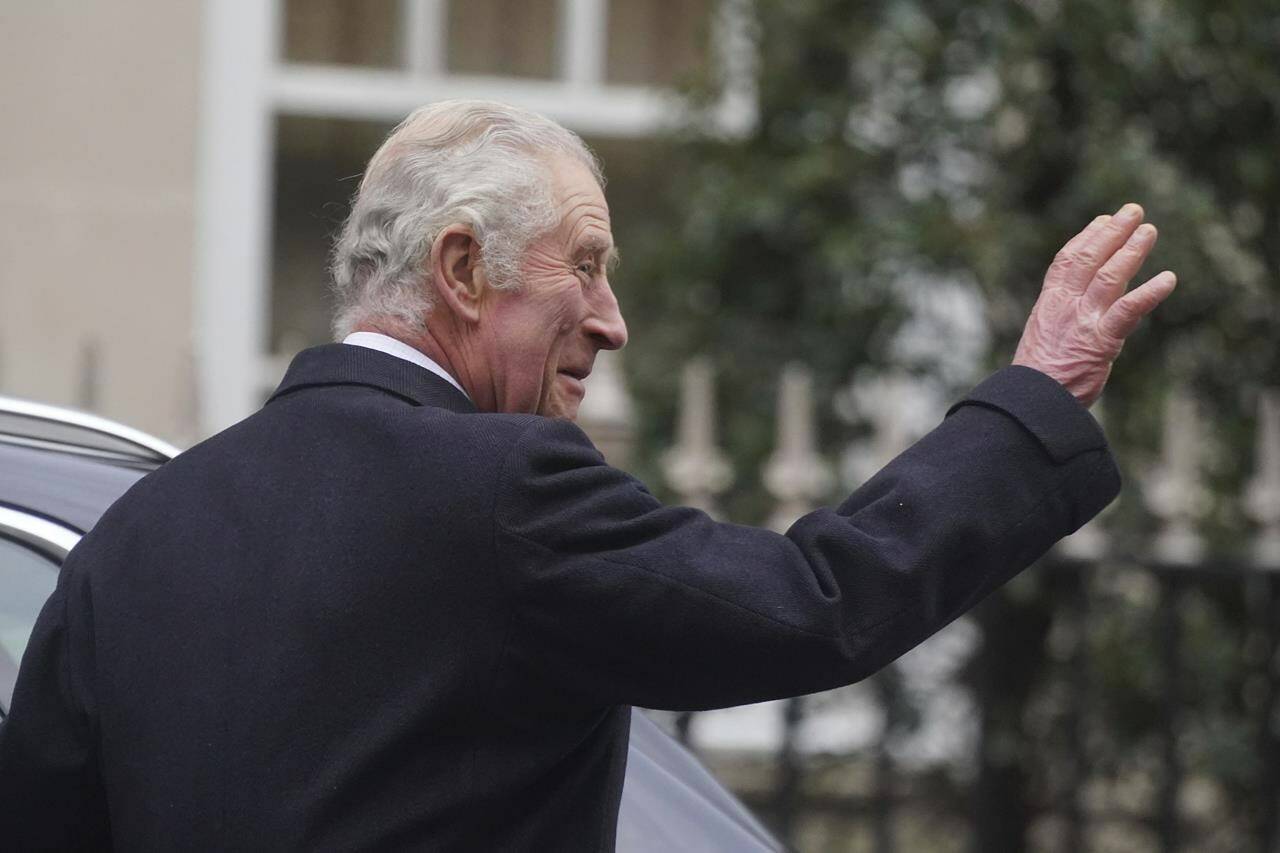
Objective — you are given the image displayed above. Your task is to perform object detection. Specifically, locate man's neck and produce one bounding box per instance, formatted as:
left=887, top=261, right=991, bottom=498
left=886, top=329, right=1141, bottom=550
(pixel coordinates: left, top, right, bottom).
left=342, top=328, right=470, bottom=400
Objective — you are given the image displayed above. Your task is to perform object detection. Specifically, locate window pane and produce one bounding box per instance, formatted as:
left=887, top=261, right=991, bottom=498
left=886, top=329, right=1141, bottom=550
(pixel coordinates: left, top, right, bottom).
left=0, top=536, right=59, bottom=709
left=606, top=0, right=712, bottom=86
left=272, top=116, right=397, bottom=355
left=283, top=0, right=403, bottom=68
left=446, top=0, right=559, bottom=79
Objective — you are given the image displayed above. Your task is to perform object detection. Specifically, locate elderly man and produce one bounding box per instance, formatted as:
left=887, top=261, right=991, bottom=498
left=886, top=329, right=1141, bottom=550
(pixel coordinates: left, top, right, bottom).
left=0, top=101, right=1173, bottom=851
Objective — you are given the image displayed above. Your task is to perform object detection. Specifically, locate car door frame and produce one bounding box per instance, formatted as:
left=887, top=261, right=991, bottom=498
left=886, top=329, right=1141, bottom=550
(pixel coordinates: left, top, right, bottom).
left=0, top=505, right=80, bottom=717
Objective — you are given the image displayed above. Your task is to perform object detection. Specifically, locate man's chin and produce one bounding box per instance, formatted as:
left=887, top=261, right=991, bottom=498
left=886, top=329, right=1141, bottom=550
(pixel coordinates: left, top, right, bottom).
left=539, top=398, right=580, bottom=421
left=538, top=376, right=584, bottom=420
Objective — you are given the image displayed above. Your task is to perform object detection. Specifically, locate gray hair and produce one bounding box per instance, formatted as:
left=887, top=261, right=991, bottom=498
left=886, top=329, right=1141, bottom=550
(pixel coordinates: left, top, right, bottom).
left=330, top=100, right=603, bottom=339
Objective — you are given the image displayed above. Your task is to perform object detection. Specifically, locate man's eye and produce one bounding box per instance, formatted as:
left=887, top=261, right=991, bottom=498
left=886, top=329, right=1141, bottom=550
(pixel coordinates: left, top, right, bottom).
left=577, top=262, right=596, bottom=276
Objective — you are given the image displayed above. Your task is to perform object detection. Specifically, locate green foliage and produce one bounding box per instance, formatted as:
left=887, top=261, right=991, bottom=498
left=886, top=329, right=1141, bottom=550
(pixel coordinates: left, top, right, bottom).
left=619, top=0, right=1280, bottom=536
left=612, top=0, right=1280, bottom=846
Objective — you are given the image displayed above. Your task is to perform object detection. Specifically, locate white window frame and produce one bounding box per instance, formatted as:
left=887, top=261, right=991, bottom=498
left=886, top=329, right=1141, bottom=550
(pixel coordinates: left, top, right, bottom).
left=193, top=0, right=755, bottom=436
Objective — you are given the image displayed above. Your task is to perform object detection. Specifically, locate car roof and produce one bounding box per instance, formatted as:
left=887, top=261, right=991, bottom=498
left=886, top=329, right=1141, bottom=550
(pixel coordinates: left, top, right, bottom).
left=0, top=396, right=171, bottom=533
left=0, top=396, right=179, bottom=463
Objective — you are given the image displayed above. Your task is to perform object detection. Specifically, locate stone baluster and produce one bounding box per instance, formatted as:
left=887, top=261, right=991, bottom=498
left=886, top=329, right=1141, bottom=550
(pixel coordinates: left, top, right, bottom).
left=1245, top=388, right=1280, bottom=570
left=837, top=371, right=927, bottom=489
left=576, top=349, right=637, bottom=469
left=1057, top=401, right=1113, bottom=560
left=763, top=364, right=834, bottom=532
left=868, top=375, right=916, bottom=470
left=1146, top=389, right=1209, bottom=565
left=661, top=358, right=733, bottom=517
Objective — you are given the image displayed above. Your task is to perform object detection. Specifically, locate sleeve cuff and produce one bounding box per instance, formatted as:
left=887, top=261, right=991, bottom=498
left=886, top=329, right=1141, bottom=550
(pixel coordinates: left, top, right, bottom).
left=945, top=365, right=1109, bottom=464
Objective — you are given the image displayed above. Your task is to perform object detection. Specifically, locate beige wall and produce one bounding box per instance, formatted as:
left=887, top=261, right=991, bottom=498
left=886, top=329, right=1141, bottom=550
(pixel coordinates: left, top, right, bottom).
left=0, top=1, right=201, bottom=444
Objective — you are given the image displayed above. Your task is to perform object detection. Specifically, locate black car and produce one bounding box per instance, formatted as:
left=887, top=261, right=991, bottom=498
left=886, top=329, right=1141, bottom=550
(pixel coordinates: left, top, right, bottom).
left=0, top=396, right=781, bottom=852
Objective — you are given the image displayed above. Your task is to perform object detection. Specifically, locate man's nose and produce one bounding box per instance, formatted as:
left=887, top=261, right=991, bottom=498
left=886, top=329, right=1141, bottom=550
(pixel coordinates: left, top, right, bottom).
left=585, top=281, right=628, bottom=351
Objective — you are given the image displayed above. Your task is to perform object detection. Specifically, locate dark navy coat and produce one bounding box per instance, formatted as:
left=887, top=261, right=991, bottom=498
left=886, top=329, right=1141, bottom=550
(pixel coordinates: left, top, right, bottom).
left=0, top=344, right=1119, bottom=850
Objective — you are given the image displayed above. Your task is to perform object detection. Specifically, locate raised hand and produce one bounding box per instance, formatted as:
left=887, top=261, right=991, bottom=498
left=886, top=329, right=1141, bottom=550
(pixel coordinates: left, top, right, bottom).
left=1012, top=203, right=1177, bottom=408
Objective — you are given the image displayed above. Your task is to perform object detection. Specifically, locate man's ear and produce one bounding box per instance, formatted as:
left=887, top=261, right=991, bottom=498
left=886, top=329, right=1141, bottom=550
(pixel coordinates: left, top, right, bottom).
left=429, top=225, right=487, bottom=324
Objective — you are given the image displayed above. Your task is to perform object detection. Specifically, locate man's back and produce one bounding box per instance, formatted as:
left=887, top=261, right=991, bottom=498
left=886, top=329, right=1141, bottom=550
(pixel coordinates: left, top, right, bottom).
left=2, top=347, right=634, bottom=849
left=1, top=343, right=1120, bottom=850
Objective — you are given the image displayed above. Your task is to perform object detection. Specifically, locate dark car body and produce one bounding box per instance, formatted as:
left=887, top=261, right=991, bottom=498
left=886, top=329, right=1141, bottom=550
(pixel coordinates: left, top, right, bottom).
left=0, top=396, right=781, bottom=852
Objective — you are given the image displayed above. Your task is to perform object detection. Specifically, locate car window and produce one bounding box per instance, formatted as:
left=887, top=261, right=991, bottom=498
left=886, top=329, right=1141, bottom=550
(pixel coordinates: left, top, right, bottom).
left=0, top=535, right=59, bottom=713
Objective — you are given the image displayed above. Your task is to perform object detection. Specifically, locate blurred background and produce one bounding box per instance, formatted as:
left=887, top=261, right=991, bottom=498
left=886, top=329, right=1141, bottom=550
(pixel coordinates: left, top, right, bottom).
left=2, top=1, right=1278, bottom=850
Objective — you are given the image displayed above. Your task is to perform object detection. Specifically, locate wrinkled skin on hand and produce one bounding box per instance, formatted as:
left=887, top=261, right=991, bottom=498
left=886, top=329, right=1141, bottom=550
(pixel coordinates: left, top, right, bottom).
left=1013, top=204, right=1178, bottom=408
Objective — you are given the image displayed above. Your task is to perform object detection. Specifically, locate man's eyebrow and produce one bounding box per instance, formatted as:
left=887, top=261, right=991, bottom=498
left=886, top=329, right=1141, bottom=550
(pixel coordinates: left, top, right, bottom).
left=577, top=236, right=620, bottom=270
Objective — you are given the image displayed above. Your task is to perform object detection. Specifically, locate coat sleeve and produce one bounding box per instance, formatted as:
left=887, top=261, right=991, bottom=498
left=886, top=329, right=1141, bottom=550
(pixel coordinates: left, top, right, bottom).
left=490, top=366, right=1120, bottom=712
left=0, top=553, right=112, bottom=849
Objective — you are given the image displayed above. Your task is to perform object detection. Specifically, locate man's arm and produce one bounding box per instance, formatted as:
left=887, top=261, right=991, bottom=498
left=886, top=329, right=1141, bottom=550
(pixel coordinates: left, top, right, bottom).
left=485, top=205, right=1174, bottom=713
left=490, top=367, right=1115, bottom=712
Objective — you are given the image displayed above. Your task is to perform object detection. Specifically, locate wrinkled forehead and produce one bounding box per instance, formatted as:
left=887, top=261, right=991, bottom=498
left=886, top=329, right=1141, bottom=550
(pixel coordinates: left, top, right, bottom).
left=546, top=154, right=612, bottom=241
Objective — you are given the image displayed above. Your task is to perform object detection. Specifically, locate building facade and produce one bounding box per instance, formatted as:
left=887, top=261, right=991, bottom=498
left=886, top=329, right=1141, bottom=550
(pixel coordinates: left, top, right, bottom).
left=0, top=0, right=746, bottom=451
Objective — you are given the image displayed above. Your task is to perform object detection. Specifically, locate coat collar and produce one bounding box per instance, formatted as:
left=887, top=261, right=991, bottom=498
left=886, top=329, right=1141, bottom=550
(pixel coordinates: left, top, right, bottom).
left=268, top=344, right=478, bottom=414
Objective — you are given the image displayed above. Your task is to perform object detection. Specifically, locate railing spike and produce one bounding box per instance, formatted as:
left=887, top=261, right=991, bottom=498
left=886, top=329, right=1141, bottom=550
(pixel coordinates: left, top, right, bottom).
left=1245, top=388, right=1280, bottom=570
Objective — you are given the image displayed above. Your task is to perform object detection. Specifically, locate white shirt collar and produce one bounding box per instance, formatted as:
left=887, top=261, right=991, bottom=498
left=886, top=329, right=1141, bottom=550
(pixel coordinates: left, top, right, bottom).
left=342, top=332, right=471, bottom=401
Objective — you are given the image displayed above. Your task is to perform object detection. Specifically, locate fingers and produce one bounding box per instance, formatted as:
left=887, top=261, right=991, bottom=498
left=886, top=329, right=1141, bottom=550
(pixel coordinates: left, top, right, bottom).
left=1052, top=214, right=1115, bottom=278
left=1082, top=222, right=1159, bottom=315
left=1098, top=271, right=1177, bottom=341
left=1047, top=203, right=1146, bottom=293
